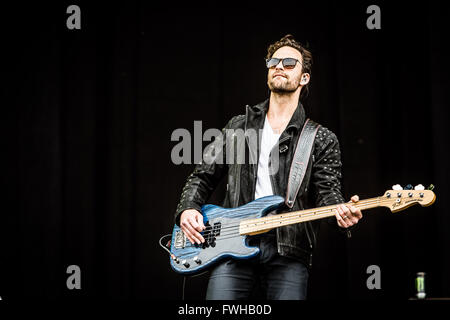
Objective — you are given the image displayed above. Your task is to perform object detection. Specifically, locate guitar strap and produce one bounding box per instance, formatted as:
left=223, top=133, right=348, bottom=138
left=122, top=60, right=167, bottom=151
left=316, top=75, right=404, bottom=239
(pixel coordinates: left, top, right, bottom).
left=285, top=118, right=321, bottom=208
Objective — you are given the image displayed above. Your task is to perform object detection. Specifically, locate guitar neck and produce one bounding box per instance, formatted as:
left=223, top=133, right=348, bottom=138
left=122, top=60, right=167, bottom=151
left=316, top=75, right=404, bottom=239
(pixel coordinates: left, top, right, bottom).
left=239, top=197, right=381, bottom=235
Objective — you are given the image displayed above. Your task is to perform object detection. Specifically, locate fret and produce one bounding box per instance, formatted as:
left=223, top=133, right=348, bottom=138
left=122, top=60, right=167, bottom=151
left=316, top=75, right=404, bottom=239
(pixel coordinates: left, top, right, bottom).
left=240, top=198, right=381, bottom=235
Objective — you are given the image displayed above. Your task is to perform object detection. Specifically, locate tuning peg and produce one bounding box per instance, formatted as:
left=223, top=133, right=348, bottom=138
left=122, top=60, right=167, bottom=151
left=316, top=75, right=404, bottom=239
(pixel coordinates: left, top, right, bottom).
left=392, top=184, right=403, bottom=190
left=414, top=184, right=425, bottom=190
left=427, top=184, right=435, bottom=191
left=404, top=184, right=413, bottom=190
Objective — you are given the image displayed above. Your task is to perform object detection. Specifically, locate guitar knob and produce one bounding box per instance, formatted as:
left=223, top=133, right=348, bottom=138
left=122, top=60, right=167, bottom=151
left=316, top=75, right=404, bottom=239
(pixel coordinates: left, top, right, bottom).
left=414, top=184, right=425, bottom=190
left=193, top=256, right=202, bottom=264
left=405, top=184, right=413, bottom=190
left=182, top=260, right=190, bottom=268
left=392, top=184, right=403, bottom=190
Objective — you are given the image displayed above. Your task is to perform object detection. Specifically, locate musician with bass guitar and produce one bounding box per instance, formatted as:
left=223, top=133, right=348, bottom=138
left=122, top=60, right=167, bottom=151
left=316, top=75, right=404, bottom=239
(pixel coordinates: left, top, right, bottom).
left=175, top=34, right=363, bottom=300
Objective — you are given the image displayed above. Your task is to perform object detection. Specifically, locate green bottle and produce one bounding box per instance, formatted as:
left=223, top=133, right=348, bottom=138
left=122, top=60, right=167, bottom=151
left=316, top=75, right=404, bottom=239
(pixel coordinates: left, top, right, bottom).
left=415, top=272, right=426, bottom=299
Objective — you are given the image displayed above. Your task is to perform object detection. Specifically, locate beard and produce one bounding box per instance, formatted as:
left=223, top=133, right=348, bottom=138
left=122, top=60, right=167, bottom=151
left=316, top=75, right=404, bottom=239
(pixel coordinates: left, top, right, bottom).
left=267, top=76, right=300, bottom=94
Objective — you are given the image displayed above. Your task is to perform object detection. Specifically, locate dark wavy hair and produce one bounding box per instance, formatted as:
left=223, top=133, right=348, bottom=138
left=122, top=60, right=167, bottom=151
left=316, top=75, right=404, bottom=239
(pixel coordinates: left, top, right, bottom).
left=266, top=34, right=313, bottom=99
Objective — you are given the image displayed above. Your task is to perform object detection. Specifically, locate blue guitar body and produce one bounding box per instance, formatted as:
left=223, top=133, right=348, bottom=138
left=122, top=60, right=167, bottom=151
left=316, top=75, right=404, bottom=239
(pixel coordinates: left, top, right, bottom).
left=170, top=195, right=285, bottom=275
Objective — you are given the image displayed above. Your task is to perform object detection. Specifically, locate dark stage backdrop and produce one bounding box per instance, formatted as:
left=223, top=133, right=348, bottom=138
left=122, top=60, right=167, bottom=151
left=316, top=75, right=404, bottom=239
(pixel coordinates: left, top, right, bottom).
left=2, top=1, right=449, bottom=300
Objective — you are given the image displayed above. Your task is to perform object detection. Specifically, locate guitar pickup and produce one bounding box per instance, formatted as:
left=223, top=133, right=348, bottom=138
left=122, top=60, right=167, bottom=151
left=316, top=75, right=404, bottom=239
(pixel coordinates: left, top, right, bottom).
left=174, top=230, right=186, bottom=249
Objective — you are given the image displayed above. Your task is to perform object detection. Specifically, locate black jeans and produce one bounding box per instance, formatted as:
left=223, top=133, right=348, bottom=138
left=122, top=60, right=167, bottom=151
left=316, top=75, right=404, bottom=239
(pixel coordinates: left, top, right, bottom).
left=205, top=232, right=309, bottom=300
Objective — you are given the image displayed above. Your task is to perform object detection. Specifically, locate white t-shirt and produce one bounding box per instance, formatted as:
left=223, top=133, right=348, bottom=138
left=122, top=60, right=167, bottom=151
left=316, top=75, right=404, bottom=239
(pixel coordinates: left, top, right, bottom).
left=254, top=115, right=281, bottom=199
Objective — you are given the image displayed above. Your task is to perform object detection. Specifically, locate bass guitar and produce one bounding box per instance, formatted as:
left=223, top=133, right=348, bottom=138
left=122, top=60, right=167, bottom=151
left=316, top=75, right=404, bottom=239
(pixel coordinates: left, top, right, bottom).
left=169, top=184, right=436, bottom=274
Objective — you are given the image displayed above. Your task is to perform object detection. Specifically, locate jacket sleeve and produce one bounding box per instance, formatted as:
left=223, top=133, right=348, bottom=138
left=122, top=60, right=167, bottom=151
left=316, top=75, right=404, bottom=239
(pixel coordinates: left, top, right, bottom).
left=173, top=117, right=238, bottom=226
left=310, top=127, right=353, bottom=236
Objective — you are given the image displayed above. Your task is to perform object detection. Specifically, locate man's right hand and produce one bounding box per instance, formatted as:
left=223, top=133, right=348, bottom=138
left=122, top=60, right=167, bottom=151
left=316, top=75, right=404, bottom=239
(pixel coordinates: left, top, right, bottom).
left=180, top=209, right=206, bottom=244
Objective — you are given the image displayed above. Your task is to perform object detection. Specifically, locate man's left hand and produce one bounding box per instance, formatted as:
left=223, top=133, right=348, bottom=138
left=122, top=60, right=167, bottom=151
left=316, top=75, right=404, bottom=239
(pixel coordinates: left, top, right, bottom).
left=335, top=195, right=363, bottom=228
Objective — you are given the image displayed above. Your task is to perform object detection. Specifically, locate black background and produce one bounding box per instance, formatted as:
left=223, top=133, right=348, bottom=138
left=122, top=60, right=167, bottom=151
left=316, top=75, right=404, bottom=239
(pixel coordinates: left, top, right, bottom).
left=2, top=1, right=449, bottom=301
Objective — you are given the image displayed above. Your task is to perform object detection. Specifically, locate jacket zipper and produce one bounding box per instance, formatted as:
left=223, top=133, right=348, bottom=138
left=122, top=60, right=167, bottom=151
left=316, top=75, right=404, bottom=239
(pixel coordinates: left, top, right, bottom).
left=267, top=135, right=290, bottom=196
left=244, top=105, right=259, bottom=201
left=233, top=165, right=241, bottom=207
left=304, top=222, right=314, bottom=250
left=272, top=135, right=290, bottom=254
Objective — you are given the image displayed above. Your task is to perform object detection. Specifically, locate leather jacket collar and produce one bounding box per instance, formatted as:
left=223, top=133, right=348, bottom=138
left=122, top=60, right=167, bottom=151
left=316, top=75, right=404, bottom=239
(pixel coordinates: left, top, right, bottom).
left=244, top=98, right=307, bottom=140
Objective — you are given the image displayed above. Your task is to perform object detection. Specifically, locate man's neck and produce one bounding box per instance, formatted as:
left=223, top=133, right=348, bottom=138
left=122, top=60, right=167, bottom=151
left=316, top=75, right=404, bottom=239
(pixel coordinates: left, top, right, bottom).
left=267, top=91, right=301, bottom=120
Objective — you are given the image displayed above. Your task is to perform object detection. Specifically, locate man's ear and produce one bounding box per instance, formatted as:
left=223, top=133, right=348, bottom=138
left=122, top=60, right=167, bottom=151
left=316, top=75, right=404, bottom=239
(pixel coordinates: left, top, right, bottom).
left=300, top=73, right=310, bottom=85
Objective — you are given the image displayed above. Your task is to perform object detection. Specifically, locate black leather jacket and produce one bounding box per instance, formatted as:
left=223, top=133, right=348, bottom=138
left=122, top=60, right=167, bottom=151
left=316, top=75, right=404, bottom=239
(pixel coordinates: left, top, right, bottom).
left=175, top=99, right=348, bottom=268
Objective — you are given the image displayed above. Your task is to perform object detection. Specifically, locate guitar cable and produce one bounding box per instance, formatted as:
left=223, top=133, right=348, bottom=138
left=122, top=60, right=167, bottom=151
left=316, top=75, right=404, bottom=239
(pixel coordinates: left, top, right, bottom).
left=159, top=234, right=174, bottom=256
left=159, top=233, right=181, bottom=263
left=158, top=234, right=189, bottom=300
left=159, top=234, right=186, bottom=299
left=159, top=233, right=209, bottom=300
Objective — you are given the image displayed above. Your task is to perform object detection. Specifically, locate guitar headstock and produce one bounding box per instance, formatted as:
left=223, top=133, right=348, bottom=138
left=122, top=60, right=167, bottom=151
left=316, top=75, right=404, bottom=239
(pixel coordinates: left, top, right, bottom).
left=379, top=184, right=436, bottom=213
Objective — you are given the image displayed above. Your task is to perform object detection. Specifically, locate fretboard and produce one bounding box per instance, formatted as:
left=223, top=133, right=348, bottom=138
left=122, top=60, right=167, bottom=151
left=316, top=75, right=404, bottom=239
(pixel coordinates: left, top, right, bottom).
left=239, top=197, right=381, bottom=235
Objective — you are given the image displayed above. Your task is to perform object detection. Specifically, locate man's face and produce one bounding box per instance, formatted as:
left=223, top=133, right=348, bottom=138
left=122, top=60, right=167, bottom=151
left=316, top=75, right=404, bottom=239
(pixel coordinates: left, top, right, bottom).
left=267, top=46, right=307, bottom=94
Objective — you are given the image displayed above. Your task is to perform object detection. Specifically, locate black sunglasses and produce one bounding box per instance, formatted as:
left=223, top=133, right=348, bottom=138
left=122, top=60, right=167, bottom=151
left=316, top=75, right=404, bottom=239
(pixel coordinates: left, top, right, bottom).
left=266, top=57, right=302, bottom=69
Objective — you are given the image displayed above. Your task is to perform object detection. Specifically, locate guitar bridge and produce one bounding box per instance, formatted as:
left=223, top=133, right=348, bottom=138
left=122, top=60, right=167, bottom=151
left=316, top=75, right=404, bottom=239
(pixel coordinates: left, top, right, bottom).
left=174, top=230, right=186, bottom=249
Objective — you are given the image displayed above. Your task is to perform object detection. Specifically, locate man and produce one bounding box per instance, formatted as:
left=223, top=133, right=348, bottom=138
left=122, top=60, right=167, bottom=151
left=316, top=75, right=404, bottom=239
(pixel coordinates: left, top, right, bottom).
left=174, top=34, right=363, bottom=300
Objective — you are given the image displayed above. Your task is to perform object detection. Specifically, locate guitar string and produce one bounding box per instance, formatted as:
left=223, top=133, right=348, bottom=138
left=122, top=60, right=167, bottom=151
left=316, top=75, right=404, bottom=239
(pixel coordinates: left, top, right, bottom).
left=176, top=201, right=383, bottom=256
left=193, top=199, right=387, bottom=241
left=173, top=196, right=429, bottom=260
left=196, top=198, right=384, bottom=237
left=176, top=200, right=391, bottom=255
left=215, top=197, right=423, bottom=241
left=205, top=201, right=384, bottom=242
left=181, top=197, right=403, bottom=244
